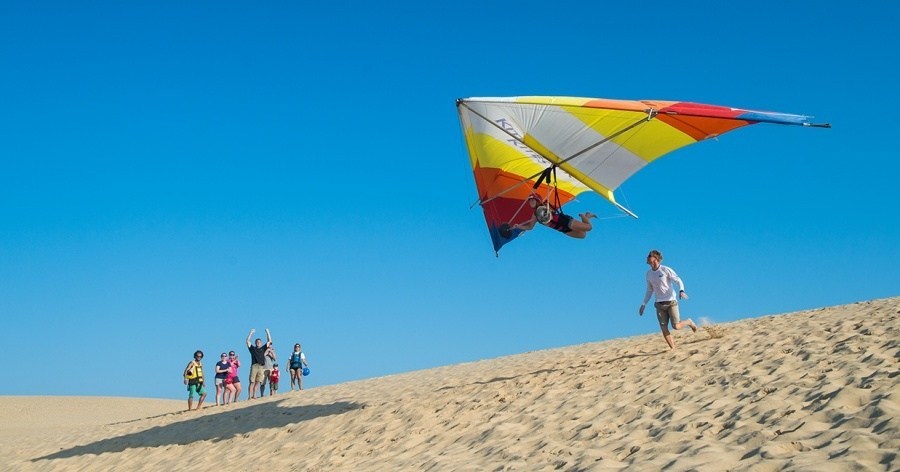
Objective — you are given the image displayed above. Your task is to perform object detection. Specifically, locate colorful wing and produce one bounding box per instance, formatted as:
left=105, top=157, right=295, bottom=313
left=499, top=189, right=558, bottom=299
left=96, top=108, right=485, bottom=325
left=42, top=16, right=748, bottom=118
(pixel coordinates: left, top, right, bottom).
left=457, top=96, right=828, bottom=255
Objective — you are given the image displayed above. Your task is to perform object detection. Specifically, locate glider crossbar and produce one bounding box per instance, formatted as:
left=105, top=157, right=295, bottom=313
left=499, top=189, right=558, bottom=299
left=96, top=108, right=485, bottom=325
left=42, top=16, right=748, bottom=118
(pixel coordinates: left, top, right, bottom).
left=506, top=196, right=532, bottom=226
left=556, top=109, right=657, bottom=168
left=460, top=100, right=656, bottom=210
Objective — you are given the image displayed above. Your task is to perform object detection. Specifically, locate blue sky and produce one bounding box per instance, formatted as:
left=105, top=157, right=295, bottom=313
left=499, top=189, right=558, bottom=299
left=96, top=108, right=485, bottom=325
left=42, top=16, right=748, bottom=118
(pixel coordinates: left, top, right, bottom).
left=1, top=2, right=897, bottom=400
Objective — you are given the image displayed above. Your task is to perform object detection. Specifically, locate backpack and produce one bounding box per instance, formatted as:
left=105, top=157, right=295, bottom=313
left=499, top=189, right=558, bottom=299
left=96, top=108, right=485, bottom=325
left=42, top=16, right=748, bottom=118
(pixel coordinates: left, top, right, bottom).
left=290, top=352, right=303, bottom=369
left=185, top=361, right=203, bottom=385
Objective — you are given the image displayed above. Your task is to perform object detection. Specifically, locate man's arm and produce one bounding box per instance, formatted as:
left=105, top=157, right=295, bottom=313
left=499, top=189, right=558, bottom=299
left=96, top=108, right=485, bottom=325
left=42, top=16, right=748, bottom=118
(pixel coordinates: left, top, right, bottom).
left=669, top=268, right=688, bottom=299
left=265, top=328, right=272, bottom=346
left=246, top=329, right=255, bottom=348
left=513, top=215, right=537, bottom=232
left=640, top=278, right=653, bottom=315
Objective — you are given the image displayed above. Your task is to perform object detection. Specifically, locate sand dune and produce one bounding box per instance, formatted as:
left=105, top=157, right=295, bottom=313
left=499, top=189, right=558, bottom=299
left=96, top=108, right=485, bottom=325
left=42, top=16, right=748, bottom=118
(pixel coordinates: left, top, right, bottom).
left=2, top=297, right=898, bottom=471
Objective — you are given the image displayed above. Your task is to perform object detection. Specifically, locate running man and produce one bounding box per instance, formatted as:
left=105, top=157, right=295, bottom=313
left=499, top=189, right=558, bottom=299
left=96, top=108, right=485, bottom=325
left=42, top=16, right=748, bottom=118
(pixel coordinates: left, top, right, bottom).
left=640, top=249, right=697, bottom=349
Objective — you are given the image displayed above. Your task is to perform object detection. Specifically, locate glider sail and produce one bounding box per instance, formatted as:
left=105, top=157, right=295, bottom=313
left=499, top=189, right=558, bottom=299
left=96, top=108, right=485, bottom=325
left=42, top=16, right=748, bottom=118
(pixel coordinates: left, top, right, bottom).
left=457, top=96, right=829, bottom=255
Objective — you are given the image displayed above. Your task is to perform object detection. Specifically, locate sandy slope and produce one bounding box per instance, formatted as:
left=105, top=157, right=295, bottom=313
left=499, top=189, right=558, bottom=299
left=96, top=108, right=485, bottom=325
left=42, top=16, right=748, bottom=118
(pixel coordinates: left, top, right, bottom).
left=1, top=297, right=897, bottom=471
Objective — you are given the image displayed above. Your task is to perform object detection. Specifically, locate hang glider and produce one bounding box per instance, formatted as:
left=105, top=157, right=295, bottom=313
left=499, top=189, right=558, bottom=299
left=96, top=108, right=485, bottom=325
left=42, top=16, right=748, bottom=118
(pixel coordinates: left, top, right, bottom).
left=456, top=96, right=830, bottom=255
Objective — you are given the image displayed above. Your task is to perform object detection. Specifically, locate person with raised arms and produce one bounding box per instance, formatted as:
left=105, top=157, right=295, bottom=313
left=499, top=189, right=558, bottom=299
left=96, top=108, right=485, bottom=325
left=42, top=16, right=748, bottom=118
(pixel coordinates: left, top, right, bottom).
left=246, top=328, right=272, bottom=400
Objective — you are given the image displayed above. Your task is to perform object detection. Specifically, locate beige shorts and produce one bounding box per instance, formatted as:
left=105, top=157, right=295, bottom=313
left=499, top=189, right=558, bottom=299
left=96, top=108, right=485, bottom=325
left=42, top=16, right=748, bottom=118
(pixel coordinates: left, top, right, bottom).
left=250, top=363, right=267, bottom=383
left=655, top=300, right=680, bottom=328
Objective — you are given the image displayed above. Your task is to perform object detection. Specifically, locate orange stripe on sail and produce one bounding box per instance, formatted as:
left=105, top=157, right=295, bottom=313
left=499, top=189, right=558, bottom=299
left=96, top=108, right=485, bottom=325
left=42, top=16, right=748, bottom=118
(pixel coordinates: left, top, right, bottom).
left=656, top=114, right=751, bottom=142
left=473, top=166, right=577, bottom=206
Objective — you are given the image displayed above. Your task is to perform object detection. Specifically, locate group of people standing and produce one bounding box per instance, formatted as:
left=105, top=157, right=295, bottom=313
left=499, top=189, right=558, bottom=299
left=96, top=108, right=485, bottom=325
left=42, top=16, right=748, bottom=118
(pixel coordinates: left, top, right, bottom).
left=183, top=327, right=310, bottom=411
left=183, top=250, right=698, bottom=411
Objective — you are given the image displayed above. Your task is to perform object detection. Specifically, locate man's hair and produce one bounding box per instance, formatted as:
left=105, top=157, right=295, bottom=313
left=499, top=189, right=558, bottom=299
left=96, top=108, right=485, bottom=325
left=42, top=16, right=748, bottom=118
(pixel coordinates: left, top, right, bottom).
left=648, top=249, right=662, bottom=261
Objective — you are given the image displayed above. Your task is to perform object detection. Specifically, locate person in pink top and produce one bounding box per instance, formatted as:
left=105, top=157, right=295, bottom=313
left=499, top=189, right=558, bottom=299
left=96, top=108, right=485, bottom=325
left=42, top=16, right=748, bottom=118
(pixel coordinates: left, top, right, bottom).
left=225, top=351, right=242, bottom=403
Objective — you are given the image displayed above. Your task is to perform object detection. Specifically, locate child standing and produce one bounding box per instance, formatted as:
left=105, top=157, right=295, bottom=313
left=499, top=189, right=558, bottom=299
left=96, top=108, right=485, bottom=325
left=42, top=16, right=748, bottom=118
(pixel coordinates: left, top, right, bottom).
left=269, top=363, right=280, bottom=395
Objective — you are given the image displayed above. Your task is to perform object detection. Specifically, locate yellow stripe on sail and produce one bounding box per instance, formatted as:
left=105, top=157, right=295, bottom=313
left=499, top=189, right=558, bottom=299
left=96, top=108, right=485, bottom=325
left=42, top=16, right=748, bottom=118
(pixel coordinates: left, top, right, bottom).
left=462, top=124, right=478, bottom=167
left=521, top=134, right=587, bottom=197
left=526, top=125, right=618, bottom=202
left=563, top=106, right=697, bottom=162
left=469, top=131, right=591, bottom=198
left=515, top=96, right=591, bottom=107
left=557, top=162, right=616, bottom=203
left=468, top=132, right=545, bottom=177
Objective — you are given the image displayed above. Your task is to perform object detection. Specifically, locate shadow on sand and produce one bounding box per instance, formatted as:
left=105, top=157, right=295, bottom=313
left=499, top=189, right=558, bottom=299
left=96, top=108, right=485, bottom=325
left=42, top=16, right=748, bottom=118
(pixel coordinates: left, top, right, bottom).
left=433, top=337, right=715, bottom=393
left=34, top=398, right=362, bottom=462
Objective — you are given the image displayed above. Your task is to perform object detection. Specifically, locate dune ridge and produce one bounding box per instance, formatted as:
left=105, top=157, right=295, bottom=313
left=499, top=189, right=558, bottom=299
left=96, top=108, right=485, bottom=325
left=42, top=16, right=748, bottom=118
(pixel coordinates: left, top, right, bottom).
left=2, top=297, right=898, bottom=471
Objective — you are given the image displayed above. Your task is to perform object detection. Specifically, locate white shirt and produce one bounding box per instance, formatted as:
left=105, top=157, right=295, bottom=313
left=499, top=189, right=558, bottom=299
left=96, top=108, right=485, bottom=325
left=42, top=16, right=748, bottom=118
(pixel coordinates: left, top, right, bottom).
left=264, top=349, right=276, bottom=370
left=643, top=264, right=685, bottom=304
